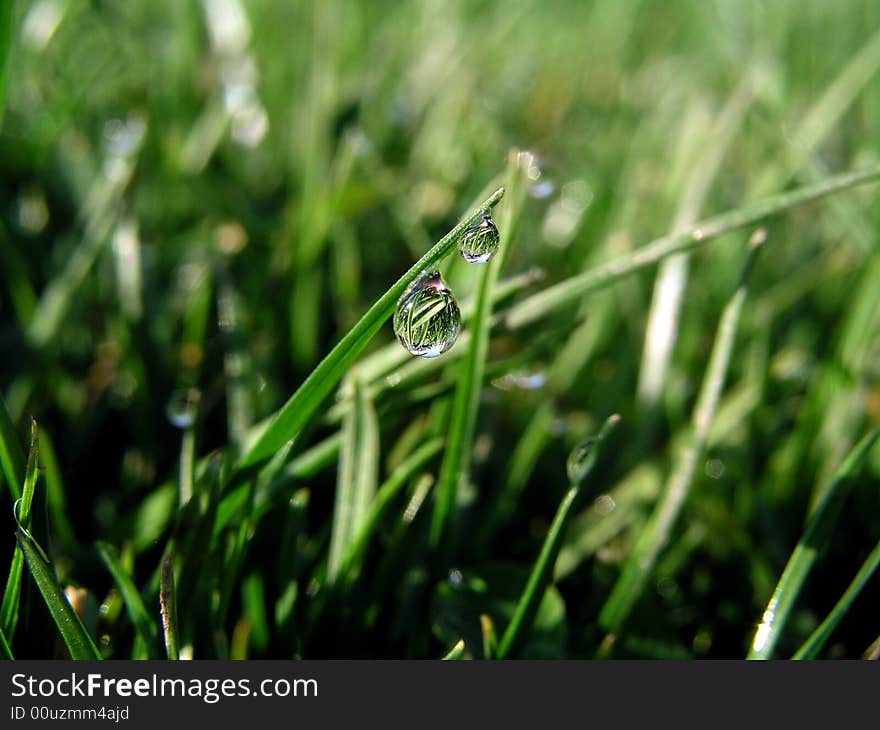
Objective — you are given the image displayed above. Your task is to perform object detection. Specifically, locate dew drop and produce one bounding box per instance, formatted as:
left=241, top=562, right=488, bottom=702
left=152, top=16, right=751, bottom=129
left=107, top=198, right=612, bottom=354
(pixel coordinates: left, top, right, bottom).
left=393, top=271, right=461, bottom=358
left=566, top=437, right=597, bottom=485
left=458, top=214, right=500, bottom=264
left=166, top=388, right=200, bottom=429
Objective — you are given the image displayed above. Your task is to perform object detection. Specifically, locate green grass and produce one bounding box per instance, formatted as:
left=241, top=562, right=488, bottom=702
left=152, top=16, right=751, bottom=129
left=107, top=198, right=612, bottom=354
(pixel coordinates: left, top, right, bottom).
left=2, top=0, right=880, bottom=660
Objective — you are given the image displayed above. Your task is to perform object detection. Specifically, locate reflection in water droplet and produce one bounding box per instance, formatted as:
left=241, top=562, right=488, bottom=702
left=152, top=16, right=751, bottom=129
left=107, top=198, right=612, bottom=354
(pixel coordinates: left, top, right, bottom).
left=566, top=437, right=596, bottom=484
left=393, top=272, right=461, bottom=358
left=166, top=388, right=201, bottom=429
left=458, top=214, right=500, bottom=264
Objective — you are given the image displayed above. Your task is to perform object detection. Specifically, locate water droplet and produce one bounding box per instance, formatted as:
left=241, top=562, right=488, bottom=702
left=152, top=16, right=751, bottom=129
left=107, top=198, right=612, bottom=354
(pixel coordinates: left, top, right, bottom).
left=566, top=437, right=597, bottom=484
left=393, top=271, right=461, bottom=358
left=166, top=388, right=200, bottom=429
left=448, top=568, right=463, bottom=589
left=458, top=214, right=500, bottom=264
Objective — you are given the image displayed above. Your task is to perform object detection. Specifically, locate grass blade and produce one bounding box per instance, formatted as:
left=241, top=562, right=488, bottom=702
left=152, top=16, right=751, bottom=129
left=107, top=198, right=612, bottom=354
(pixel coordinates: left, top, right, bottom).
left=239, top=186, right=505, bottom=469
left=17, top=529, right=101, bottom=659
left=160, top=550, right=179, bottom=660
left=748, top=430, right=880, bottom=660
left=599, top=234, right=764, bottom=645
left=497, top=414, right=620, bottom=659
left=431, top=151, right=528, bottom=548
left=504, top=165, right=880, bottom=331
left=0, top=394, right=24, bottom=501
left=441, top=638, right=466, bottom=660
left=335, top=437, right=442, bottom=585
left=328, top=377, right=379, bottom=581
left=96, top=542, right=160, bottom=656
left=792, top=537, right=880, bottom=659
left=1, top=419, right=39, bottom=639
left=0, top=623, right=12, bottom=659
left=638, top=74, right=755, bottom=409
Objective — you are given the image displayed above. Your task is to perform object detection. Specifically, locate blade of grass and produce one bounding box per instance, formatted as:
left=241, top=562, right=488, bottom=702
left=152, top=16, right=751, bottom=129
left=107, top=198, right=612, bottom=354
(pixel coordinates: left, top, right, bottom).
left=327, top=376, right=379, bottom=581
left=160, top=550, right=179, bottom=660
left=241, top=573, right=269, bottom=653
left=238, top=186, right=505, bottom=469
left=0, top=623, right=11, bottom=659
left=599, top=233, right=765, bottom=645
left=96, top=542, right=160, bottom=656
left=16, top=529, right=101, bottom=659
left=638, top=74, right=755, bottom=409
left=38, top=428, right=77, bottom=548
left=748, top=430, right=880, bottom=660
left=334, top=437, right=442, bottom=585
left=504, top=164, right=880, bottom=331
left=792, top=536, right=880, bottom=659
left=275, top=489, right=309, bottom=635
left=865, top=634, right=880, bottom=660
left=497, top=414, right=620, bottom=659
left=481, top=614, right=497, bottom=660
left=364, top=473, right=435, bottom=630
left=441, top=638, right=466, bottom=660
left=431, top=151, right=528, bottom=548
left=1, top=419, right=39, bottom=639
left=0, top=394, right=24, bottom=501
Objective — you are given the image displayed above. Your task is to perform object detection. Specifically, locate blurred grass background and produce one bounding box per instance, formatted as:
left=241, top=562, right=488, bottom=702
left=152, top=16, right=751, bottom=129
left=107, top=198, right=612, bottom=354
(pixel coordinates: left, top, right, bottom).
left=1, top=0, right=880, bottom=659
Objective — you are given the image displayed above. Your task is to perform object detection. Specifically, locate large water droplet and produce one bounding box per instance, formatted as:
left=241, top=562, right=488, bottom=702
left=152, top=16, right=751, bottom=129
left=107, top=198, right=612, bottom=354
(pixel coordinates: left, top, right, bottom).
left=458, top=214, right=500, bottom=264
left=166, top=388, right=200, bottom=429
left=393, top=271, right=461, bottom=358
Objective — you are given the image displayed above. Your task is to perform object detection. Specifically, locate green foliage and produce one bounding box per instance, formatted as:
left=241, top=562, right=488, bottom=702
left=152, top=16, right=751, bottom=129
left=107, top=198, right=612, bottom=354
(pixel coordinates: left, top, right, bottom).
left=2, top=0, right=880, bottom=660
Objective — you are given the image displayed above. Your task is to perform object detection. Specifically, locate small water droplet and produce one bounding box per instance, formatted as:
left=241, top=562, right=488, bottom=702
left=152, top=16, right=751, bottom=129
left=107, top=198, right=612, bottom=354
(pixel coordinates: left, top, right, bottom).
left=448, top=568, right=463, bottom=589
left=393, top=271, right=461, bottom=358
left=166, top=388, right=200, bottom=429
left=566, top=437, right=596, bottom=484
left=458, top=214, right=500, bottom=264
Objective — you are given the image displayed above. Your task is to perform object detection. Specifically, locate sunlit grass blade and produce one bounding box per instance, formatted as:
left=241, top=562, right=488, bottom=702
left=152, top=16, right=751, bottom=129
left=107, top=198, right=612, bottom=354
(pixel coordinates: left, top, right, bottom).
left=504, top=165, right=880, bottom=331
left=1, top=419, right=39, bottom=639
left=17, top=529, right=101, bottom=659
left=638, top=74, right=754, bottom=409
left=599, top=234, right=764, bottom=645
left=160, top=550, right=179, bottom=660
left=748, top=430, right=880, bottom=660
left=865, top=634, right=880, bottom=660
left=441, top=638, right=466, bottom=660
left=96, top=542, right=160, bottom=657
left=239, top=186, right=505, bottom=469
left=497, top=414, right=620, bottom=659
left=792, top=536, right=880, bottom=659
left=335, top=438, right=442, bottom=585
left=431, top=151, right=527, bottom=548
left=327, top=377, right=379, bottom=581
left=480, top=614, right=497, bottom=660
